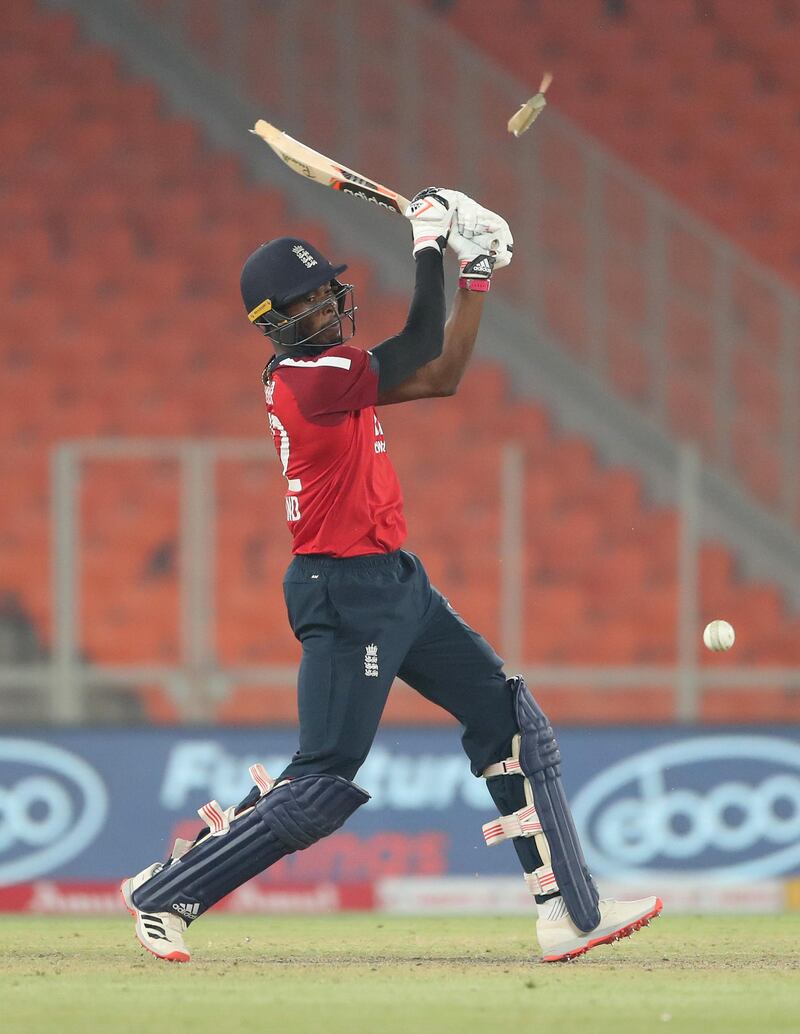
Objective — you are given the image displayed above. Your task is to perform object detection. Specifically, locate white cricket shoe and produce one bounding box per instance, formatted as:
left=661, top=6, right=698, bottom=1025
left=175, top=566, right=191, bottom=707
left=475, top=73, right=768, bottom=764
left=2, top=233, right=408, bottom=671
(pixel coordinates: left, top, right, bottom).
left=537, top=895, right=663, bottom=963
left=120, top=862, right=191, bottom=963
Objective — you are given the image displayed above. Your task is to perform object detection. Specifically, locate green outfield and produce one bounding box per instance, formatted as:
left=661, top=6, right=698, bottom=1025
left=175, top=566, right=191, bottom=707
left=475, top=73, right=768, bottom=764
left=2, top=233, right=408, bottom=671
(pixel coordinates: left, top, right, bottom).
left=1, top=914, right=798, bottom=1034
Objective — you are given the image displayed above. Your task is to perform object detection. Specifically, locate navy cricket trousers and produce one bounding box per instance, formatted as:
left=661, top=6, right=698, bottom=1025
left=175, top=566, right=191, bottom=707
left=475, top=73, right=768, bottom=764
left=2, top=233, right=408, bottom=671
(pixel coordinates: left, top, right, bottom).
left=278, top=549, right=518, bottom=783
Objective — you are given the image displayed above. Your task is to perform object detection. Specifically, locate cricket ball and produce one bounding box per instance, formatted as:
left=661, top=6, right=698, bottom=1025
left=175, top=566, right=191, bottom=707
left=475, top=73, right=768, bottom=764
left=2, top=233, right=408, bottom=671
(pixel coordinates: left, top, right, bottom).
left=703, top=619, right=735, bottom=652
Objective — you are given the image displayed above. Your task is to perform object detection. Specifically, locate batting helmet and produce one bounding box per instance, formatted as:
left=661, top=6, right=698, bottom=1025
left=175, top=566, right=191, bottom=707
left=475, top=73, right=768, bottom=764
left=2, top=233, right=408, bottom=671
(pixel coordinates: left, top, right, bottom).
left=240, top=237, right=356, bottom=348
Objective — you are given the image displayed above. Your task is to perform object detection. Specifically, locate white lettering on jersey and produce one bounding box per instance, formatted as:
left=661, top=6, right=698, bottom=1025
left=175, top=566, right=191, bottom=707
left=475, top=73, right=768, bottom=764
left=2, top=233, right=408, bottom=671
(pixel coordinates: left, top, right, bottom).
left=280, top=356, right=352, bottom=370
left=373, top=412, right=386, bottom=453
left=285, top=496, right=301, bottom=522
left=268, top=412, right=302, bottom=494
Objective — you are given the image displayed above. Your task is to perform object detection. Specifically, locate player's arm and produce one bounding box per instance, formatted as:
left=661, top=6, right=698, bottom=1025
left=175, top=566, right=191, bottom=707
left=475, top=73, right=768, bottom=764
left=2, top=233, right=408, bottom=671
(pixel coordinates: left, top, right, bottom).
left=371, top=249, right=447, bottom=400
left=376, top=286, right=485, bottom=404
left=376, top=197, right=513, bottom=405
left=370, top=189, right=452, bottom=400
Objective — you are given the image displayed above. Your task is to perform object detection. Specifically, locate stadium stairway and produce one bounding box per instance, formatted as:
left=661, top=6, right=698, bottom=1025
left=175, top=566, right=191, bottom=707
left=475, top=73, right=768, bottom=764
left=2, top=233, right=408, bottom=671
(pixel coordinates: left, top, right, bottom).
left=2, top=1, right=800, bottom=725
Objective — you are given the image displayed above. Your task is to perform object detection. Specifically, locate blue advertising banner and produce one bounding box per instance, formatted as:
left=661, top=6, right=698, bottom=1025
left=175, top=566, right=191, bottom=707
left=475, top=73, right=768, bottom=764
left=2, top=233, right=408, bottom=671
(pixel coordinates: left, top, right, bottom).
left=2, top=726, right=800, bottom=887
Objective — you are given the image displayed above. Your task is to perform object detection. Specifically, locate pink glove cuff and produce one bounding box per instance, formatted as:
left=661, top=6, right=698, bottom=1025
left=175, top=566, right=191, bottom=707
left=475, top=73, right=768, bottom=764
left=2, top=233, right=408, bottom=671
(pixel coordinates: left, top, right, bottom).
left=459, top=276, right=491, bottom=292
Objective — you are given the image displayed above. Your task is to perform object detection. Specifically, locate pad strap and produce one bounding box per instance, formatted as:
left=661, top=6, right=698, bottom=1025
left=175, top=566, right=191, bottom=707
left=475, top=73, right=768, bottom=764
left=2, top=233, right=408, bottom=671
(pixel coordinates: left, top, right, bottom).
left=524, top=867, right=559, bottom=896
left=197, top=800, right=235, bottom=837
left=169, top=837, right=193, bottom=862
left=482, top=757, right=523, bottom=778
left=249, top=763, right=275, bottom=795
left=482, top=804, right=543, bottom=845
left=196, top=763, right=275, bottom=839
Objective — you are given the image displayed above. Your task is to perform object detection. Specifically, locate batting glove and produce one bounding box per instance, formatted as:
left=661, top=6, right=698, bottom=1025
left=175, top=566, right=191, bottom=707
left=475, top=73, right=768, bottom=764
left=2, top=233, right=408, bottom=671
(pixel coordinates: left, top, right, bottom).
left=405, top=187, right=455, bottom=257
left=436, top=193, right=512, bottom=290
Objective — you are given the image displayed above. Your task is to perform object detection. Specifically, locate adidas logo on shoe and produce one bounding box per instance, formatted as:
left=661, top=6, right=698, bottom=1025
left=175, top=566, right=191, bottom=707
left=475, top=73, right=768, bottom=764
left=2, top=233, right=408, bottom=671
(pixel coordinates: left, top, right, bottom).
left=172, top=901, right=200, bottom=919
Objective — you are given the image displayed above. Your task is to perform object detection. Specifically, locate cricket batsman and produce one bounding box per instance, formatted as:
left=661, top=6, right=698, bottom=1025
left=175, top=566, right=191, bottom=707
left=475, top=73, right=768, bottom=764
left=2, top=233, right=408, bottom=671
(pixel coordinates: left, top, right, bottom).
left=122, top=188, right=662, bottom=962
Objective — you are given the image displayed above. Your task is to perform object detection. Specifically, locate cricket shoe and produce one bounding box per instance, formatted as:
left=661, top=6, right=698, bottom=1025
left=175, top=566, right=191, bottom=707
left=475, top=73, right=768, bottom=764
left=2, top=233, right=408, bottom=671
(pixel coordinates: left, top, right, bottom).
left=120, top=862, right=191, bottom=963
left=536, top=895, right=663, bottom=963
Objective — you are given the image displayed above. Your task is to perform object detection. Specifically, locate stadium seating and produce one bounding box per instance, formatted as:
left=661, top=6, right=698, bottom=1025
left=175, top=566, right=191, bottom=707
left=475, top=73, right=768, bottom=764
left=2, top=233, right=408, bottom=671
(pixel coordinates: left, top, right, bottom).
left=2, top=2, right=800, bottom=726
left=439, top=0, right=800, bottom=286
left=427, top=0, right=800, bottom=521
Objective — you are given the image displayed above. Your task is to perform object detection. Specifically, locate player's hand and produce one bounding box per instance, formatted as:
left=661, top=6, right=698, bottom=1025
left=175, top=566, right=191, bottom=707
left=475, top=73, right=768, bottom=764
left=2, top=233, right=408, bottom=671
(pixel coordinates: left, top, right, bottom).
left=448, top=227, right=496, bottom=291
left=450, top=195, right=513, bottom=268
left=447, top=196, right=513, bottom=291
left=405, top=187, right=454, bottom=257
left=450, top=222, right=513, bottom=262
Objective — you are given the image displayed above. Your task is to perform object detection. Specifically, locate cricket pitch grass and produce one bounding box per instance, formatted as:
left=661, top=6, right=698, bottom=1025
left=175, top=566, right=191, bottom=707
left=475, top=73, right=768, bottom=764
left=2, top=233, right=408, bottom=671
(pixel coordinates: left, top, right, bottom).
left=2, top=913, right=799, bottom=1034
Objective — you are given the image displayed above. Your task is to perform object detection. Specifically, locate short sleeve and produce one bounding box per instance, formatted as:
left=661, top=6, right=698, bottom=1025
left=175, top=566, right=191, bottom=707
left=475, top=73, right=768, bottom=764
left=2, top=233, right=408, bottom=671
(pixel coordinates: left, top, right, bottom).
left=275, top=345, right=379, bottom=418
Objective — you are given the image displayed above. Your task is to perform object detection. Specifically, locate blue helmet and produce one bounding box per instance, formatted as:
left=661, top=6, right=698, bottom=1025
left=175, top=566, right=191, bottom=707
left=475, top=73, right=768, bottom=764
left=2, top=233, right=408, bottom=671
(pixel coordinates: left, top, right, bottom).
left=240, top=237, right=356, bottom=348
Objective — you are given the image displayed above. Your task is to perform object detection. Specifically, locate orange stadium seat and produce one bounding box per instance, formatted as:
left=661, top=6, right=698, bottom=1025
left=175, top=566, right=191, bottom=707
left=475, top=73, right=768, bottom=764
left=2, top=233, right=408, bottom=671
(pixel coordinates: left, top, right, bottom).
left=607, top=331, right=652, bottom=404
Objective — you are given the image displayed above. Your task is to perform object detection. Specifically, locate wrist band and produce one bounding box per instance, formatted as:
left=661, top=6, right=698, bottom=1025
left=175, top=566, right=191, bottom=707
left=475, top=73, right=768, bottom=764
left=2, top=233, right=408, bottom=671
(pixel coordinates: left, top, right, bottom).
left=459, top=277, right=491, bottom=292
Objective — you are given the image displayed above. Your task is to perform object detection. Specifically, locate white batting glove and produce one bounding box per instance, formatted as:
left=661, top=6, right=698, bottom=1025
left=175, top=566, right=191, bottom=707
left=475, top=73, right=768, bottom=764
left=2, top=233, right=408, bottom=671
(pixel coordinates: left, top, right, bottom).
left=450, top=222, right=514, bottom=265
left=455, top=196, right=513, bottom=261
left=405, top=187, right=455, bottom=257
left=453, top=195, right=511, bottom=247
left=447, top=196, right=513, bottom=291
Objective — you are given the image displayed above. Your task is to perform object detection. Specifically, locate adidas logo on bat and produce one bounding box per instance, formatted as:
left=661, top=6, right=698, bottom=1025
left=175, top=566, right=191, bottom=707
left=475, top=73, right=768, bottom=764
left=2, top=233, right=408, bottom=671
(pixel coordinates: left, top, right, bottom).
left=341, top=185, right=398, bottom=211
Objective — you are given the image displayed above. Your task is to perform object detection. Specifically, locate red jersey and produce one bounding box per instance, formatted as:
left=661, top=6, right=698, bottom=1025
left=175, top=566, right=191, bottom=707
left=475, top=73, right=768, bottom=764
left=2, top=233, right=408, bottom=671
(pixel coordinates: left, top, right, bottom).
left=264, top=344, right=407, bottom=556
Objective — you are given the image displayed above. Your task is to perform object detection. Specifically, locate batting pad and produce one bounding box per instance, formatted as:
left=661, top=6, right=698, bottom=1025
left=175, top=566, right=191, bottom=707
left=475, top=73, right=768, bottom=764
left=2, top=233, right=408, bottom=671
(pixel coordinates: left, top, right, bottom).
left=131, top=774, right=369, bottom=920
left=513, top=677, right=601, bottom=932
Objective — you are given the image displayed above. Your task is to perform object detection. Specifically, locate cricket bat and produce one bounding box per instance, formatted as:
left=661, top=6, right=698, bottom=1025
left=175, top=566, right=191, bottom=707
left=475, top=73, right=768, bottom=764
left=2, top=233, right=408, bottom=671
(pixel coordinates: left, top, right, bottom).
left=250, top=119, right=411, bottom=215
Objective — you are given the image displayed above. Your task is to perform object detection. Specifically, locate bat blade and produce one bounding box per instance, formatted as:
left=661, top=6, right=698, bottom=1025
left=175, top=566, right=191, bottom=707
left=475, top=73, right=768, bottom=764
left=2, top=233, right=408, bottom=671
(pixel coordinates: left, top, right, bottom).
left=507, top=71, right=554, bottom=137
left=251, top=119, right=410, bottom=215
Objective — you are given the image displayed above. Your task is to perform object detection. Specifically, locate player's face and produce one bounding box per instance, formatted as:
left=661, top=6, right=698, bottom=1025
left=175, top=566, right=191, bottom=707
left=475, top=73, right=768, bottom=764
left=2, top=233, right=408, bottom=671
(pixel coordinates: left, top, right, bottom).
left=285, top=284, right=341, bottom=345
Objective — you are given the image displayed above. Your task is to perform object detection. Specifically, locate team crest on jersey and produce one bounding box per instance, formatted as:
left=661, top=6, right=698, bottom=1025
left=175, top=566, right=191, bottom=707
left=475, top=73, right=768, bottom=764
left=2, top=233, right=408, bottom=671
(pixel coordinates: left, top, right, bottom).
left=292, top=244, right=318, bottom=268
left=364, top=643, right=379, bottom=677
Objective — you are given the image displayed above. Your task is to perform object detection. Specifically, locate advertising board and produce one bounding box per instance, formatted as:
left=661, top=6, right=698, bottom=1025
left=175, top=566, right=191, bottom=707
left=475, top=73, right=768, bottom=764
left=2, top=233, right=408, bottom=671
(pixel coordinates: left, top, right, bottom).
left=2, top=727, right=798, bottom=911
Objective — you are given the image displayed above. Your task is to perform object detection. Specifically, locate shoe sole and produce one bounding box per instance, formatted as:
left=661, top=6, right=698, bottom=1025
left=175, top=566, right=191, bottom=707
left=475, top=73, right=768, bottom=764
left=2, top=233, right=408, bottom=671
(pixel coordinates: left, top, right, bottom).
left=119, top=878, right=190, bottom=964
left=541, top=897, right=664, bottom=963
